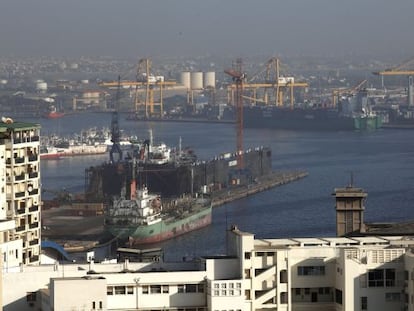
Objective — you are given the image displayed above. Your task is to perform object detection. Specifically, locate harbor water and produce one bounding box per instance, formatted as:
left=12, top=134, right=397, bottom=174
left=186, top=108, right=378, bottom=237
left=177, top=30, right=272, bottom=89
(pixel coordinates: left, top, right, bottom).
left=28, top=112, right=414, bottom=261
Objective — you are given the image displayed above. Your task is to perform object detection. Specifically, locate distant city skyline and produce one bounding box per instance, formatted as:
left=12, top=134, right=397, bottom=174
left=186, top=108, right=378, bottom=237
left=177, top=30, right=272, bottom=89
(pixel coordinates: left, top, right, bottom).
left=1, top=0, right=414, bottom=61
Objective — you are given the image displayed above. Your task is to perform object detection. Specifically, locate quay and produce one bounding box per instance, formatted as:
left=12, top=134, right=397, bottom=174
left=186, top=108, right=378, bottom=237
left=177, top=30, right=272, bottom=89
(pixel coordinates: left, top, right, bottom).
left=211, top=170, right=308, bottom=207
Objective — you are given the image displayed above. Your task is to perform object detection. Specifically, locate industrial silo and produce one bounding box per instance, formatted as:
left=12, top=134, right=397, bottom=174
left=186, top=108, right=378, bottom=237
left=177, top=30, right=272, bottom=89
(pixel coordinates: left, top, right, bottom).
left=203, top=71, right=216, bottom=89
left=190, top=72, right=203, bottom=90
left=35, top=80, right=48, bottom=92
left=180, top=71, right=191, bottom=89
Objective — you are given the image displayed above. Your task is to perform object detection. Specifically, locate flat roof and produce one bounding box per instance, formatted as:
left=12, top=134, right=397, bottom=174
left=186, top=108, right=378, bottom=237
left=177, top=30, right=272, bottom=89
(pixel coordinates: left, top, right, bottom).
left=0, top=121, right=40, bottom=132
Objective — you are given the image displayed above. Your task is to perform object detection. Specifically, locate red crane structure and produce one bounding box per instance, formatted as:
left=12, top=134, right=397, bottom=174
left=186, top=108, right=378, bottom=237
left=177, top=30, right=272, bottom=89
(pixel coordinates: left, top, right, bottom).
left=224, top=59, right=246, bottom=170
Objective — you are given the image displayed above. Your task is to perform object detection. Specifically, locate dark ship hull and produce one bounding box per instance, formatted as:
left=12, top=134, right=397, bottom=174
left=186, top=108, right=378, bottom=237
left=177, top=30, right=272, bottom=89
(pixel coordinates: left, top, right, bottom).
left=243, top=106, right=382, bottom=131
left=85, top=147, right=272, bottom=200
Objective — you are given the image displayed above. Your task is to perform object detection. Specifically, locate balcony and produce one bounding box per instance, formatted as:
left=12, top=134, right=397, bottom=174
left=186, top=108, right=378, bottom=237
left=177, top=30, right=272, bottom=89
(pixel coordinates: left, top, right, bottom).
left=15, top=191, right=25, bottom=198
left=29, top=205, right=39, bottom=212
left=16, top=208, right=26, bottom=215
left=15, top=174, right=25, bottom=181
left=14, top=157, right=25, bottom=164
left=28, top=155, right=38, bottom=162
left=29, top=222, right=39, bottom=229
left=28, top=189, right=39, bottom=195
left=16, top=225, right=25, bottom=232
left=28, top=172, right=38, bottom=179
left=29, top=239, right=39, bottom=246
left=29, top=255, right=39, bottom=263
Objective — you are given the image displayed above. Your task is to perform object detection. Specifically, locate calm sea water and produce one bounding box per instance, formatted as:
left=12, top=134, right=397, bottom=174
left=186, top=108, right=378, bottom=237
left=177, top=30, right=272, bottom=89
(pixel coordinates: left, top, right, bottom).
left=25, top=112, right=414, bottom=261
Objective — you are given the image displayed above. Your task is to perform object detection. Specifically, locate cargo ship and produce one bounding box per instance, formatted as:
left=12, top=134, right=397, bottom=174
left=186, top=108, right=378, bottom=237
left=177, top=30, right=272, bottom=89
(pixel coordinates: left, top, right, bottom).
left=243, top=90, right=382, bottom=131
left=104, top=178, right=212, bottom=245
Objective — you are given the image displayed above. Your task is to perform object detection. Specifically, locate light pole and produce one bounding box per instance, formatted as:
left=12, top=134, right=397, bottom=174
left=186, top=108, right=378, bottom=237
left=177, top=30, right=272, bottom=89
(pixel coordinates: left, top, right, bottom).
left=134, top=277, right=140, bottom=310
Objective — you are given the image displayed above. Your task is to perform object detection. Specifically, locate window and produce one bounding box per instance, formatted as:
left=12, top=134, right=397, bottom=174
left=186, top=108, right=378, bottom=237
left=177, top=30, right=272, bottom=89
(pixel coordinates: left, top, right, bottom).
left=150, top=285, right=161, bottom=294
left=385, top=292, right=401, bottom=302
left=280, top=292, right=288, bottom=304
left=385, top=269, right=396, bottom=287
left=26, top=292, right=36, bottom=302
left=214, top=283, right=219, bottom=289
left=361, top=296, right=367, bottom=310
left=214, top=290, right=219, bottom=296
left=142, top=285, right=149, bottom=294
left=335, top=289, right=342, bottom=305
left=186, top=284, right=197, bottom=293
left=221, top=283, right=226, bottom=288
left=245, top=289, right=251, bottom=300
left=92, top=301, right=96, bottom=309
left=99, top=301, right=102, bottom=309
left=107, top=286, right=113, bottom=295
left=178, top=284, right=184, bottom=293
left=236, top=283, right=241, bottom=288
left=368, top=269, right=384, bottom=287
left=197, top=284, right=204, bottom=293
left=115, top=286, right=125, bottom=295
left=162, top=285, right=169, bottom=293
left=298, top=266, right=325, bottom=276
left=304, top=288, right=310, bottom=295
left=294, top=288, right=301, bottom=295
left=244, top=252, right=251, bottom=259
left=256, top=252, right=265, bottom=257
left=127, top=286, right=134, bottom=295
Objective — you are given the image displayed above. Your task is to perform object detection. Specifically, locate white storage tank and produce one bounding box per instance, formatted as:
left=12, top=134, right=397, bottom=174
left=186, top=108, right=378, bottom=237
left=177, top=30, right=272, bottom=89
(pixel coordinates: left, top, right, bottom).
left=180, top=71, right=191, bottom=89
left=35, top=81, right=48, bottom=92
left=203, top=71, right=216, bottom=89
left=191, top=72, right=203, bottom=90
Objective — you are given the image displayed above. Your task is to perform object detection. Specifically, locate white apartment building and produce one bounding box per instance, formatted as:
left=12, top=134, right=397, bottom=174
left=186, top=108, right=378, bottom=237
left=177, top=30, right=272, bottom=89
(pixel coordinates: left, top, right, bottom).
left=0, top=121, right=41, bottom=266
left=4, top=226, right=414, bottom=311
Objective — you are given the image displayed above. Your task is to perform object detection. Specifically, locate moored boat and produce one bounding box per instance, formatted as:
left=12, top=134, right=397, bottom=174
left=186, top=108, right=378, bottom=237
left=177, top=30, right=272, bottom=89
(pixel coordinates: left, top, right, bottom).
left=43, top=105, right=64, bottom=119
left=104, top=178, right=212, bottom=246
left=39, top=145, right=65, bottom=160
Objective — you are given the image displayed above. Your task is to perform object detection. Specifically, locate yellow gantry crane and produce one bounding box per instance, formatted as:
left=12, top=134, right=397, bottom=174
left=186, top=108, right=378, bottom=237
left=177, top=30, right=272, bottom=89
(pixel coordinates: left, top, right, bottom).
left=373, top=57, right=414, bottom=106
left=99, top=58, right=176, bottom=118
left=331, top=79, right=368, bottom=109
left=227, top=57, right=308, bottom=109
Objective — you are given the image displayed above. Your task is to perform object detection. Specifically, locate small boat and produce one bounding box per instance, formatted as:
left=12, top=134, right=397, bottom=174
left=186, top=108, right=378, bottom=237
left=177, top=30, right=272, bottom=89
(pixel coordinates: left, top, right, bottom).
left=44, top=105, right=64, bottom=119
left=104, top=176, right=212, bottom=246
left=39, top=146, right=65, bottom=160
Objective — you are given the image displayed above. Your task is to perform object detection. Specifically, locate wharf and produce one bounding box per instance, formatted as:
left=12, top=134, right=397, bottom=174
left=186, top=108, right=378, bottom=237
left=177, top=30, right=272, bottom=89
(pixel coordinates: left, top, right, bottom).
left=211, top=170, right=308, bottom=207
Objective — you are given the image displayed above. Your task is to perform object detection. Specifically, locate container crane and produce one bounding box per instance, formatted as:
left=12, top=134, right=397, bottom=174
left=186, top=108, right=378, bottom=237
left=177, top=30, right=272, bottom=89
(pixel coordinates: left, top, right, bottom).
left=109, top=76, right=123, bottom=163
left=373, top=57, right=414, bottom=106
left=331, top=79, right=368, bottom=108
left=98, top=58, right=177, bottom=118
left=224, top=59, right=246, bottom=170
left=227, top=57, right=308, bottom=109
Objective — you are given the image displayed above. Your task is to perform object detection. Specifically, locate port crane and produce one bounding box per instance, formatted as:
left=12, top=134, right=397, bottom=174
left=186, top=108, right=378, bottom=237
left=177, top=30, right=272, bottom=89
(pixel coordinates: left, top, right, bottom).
left=331, top=79, right=368, bottom=108
left=373, top=57, right=414, bottom=106
left=109, top=76, right=123, bottom=163
left=227, top=57, right=308, bottom=108
left=224, top=59, right=246, bottom=170
left=99, top=58, right=176, bottom=118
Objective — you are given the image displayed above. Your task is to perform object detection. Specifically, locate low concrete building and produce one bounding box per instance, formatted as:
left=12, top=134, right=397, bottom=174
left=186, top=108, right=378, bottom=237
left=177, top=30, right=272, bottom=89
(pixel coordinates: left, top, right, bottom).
left=4, top=228, right=414, bottom=311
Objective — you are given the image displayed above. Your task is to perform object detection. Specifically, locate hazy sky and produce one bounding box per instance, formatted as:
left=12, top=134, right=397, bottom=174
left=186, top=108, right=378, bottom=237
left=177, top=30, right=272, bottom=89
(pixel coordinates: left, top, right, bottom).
left=1, top=0, right=414, bottom=59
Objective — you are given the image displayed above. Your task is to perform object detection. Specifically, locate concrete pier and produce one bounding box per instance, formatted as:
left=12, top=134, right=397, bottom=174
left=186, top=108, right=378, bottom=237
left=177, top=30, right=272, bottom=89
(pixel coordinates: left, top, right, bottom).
left=211, top=170, right=308, bottom=207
